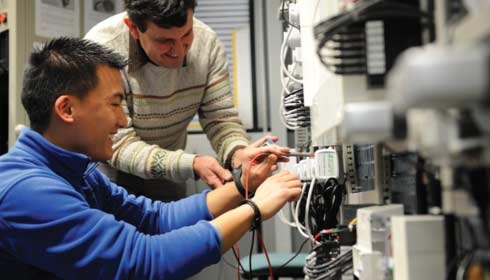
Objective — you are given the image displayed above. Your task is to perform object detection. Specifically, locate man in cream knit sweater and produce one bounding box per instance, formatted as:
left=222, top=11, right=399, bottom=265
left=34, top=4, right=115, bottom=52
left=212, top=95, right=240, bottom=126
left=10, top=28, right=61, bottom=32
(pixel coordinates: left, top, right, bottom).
left=84, top=0, right=264, bottom=201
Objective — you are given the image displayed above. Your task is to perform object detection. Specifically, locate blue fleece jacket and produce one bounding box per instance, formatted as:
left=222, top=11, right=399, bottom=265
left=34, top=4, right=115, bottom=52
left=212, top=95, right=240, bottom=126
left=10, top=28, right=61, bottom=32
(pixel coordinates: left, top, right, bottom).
left=0, top=128, right=222, bottom=279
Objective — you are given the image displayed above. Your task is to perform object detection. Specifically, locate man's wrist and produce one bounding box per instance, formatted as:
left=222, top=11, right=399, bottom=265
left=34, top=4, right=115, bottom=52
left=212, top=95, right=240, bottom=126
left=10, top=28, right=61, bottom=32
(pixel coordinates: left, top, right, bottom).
left=231, top=148, right=244, bottom=169
left=240, top=199, right=261, bottom=231
left=232, top=165, right=254, bottom=198
left=191, top=154, right=200, bottom=180
left=225, top=145, right=246, bottom=171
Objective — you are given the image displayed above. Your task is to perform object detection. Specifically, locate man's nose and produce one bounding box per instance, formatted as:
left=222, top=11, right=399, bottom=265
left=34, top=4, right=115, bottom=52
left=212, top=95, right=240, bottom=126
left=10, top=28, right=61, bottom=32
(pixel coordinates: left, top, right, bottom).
left=118, top=111, right=128, bottom=128
left=170, top=40, right=185, bottom=57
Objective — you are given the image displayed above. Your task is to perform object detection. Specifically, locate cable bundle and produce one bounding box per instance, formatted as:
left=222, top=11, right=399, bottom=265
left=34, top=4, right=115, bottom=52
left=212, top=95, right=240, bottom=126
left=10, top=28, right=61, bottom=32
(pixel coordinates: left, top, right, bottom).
left=317, top=24, right=366, bottom=75
left=278, top=0, right=309, bottom=131
left=304, top=243, right=353, bottom=280
left=314, top=0, right=432, bottom=74
left=284, top=177, right=344, bottom=242
left=307, top=179, right=344, bottom=236
left=281, top=87, right=311, bottom=129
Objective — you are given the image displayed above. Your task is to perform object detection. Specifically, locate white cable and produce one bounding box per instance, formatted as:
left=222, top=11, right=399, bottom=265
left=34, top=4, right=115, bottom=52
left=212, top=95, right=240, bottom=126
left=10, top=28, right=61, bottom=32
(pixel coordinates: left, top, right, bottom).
left=281, top=40, right=303, bottom=84
left=278, top=203, right=297, bottom=227
left=280, top=63, right=297, bottom=95
left=456, top=252, right=473, bottom=280
left=294, top=182, right=312, bottom=239
left=280, top=27, right=303, bottom=89
left=279, top=100, right=297, bottom=130
left=290, top=200, right=297, bottom=224
left=279, top=28, right=304, bottom=128
left=304, top=177, right=317, bottom=240
left=280, top=28, right=293, bottom=94
left=281, top=88, right=309, bottom=129
left=284, top=62, right=303, bottom=83
left=294, top=183, right=310, bottom=236
left=279, top=93, right=301, bottom=130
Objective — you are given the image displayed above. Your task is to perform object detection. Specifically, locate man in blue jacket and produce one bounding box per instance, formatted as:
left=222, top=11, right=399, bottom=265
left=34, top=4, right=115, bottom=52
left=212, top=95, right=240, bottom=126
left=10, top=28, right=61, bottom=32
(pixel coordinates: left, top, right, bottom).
left=0, top=37, right=302, bottom=279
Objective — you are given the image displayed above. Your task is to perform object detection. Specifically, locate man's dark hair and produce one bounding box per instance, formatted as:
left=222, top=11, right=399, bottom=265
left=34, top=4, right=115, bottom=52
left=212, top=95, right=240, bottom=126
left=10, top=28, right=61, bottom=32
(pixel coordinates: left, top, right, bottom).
left=125, top=0, right=197, bottom=32
left=21, top=37, right=127, bottom=132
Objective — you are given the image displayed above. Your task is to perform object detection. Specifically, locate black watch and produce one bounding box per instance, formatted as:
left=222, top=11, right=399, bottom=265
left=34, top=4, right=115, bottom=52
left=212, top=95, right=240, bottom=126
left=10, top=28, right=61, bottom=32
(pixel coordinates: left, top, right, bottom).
left=232, top=165, right=254, bottom=198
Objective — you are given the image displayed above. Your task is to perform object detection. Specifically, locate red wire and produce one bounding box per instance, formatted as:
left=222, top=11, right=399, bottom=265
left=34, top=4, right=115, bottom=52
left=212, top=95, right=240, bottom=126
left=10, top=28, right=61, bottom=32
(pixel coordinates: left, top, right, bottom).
left=245, top=153, right=267, bottom=200
left=245, top=152, right=274, bottom=279
left=313, top=232, right=323, bottom=242
left=313, top=229, right=334, bottom=242
left=257, top=230, right=274, bottom=280
left=234, top=244, right=241, bottom=280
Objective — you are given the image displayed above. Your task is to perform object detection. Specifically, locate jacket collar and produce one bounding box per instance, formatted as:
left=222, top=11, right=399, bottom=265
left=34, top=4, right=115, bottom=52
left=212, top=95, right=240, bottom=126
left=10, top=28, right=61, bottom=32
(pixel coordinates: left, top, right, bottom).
left=15, top=128, right=95, bottom=180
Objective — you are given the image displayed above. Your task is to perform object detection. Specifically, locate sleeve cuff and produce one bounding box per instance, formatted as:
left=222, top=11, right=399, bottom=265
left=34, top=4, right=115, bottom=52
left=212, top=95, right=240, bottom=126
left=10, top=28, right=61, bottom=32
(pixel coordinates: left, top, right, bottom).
left=178, top=153, right=197, bottom=181
left=208, top=221, right=224, bottom=249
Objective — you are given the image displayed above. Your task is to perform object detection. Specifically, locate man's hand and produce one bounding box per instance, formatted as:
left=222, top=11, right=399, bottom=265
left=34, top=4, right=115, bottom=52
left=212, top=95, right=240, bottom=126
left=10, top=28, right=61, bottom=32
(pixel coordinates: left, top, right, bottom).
left=232, top=135, right=290, bottom=169
left=233, top=135, right=291, bottom=192
left=251, top=170, right=302, bottom=220
left=206, top=170, right=301, bottom=253
left=193, top=156, right=232, bottom=189
left=238, top=153, right=278, bottom=195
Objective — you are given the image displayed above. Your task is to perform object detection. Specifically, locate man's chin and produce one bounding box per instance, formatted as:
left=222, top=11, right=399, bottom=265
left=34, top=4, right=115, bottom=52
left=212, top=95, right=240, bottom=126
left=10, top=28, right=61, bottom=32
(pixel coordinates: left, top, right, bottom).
left=161, top=58, right=184, bottom=68
left=94, top=153, right=113, bottom=163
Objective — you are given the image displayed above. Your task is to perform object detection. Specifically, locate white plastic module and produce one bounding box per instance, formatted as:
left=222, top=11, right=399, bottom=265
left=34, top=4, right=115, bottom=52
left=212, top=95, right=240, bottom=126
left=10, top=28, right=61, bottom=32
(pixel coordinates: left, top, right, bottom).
left=391, top=215, right=445, bottom=280
left=314, top=148, right=340, bottom=180
left=353, top=205, right=404, bottom=280
left=356, top=204, right=404, bottom=252
left=352, top=245, right=385, bottom=280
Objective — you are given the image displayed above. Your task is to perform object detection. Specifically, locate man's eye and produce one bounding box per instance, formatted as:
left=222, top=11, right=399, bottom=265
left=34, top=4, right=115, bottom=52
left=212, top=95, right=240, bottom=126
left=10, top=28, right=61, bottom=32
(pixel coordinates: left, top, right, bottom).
left=157, top=39, right=172, bottom=45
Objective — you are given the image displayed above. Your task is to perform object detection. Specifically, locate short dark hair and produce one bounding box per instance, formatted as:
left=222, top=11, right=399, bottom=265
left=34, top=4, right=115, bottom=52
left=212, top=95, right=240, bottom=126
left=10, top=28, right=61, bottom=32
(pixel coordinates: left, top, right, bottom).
left=21, top=37, right=127, bottom=132
left=125, top=0, right=197, bottom=32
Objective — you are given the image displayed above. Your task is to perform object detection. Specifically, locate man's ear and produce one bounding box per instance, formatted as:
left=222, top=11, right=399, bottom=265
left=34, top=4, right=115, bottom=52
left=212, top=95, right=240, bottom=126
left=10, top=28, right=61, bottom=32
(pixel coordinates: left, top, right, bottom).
left=124, top=17, right=140, bottom=40
left=54, top=95, right=75, bottom=124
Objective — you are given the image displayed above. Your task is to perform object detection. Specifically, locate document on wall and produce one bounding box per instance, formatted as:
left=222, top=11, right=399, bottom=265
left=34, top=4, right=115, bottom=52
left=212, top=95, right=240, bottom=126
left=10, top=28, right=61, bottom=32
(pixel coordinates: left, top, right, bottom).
left=35, top=0, right=80, bottom=38
left=84, top=0, right=124, bottom=34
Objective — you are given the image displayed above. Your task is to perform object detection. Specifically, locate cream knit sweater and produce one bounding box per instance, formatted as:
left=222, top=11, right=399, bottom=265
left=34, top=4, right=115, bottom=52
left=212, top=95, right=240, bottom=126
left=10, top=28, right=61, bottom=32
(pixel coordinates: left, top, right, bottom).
left=85, top=12, right=249, bottom=182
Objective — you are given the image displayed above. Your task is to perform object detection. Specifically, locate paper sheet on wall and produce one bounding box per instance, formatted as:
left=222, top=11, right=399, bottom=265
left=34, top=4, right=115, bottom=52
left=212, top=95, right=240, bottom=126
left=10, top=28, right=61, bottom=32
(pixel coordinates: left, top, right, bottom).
left=35, top=0, right=80, bottom=38
left=84, top=0, right=124, bottom=34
